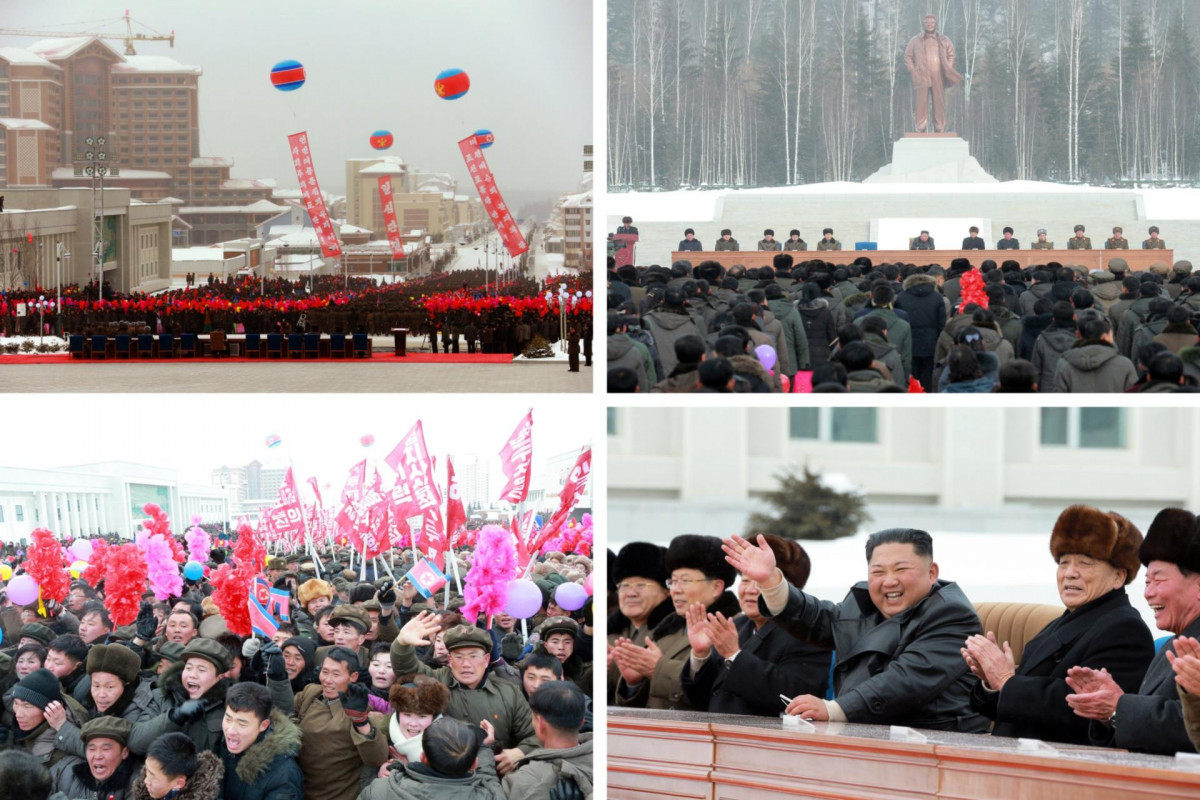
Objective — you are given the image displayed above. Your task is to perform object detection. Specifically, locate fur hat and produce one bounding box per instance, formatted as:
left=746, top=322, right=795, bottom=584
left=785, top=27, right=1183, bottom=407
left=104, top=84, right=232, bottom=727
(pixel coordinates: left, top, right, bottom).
left=267, top=557, right=287, bottom=571
left=389, top=673, right=451, bottom=716
left=1050, top=505, right=1143, bottom=584
left=86, top=643, right=141, bottom=684
left=297, top=578, right=334, bottom=609
left=614, top=542, right=668, bottom=587
left=1139, top=508, right=1200, bottom=572
left=666, top=534, right=736, bottom=588
left=762, top=535, right=811, bottom=590
left=721, top=228, right=732, bottom=237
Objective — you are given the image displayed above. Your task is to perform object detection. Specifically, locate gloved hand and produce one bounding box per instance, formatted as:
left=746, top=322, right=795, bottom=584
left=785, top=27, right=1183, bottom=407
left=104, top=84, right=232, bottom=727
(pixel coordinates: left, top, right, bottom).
left=241, top=638, right=263, bottom=659
left=262, top=643, right=286, bottom=681
left=168, top=699, right=206, bottom=727
left=549, top=776, right=584, bottom=800
left=135, top=603, right=157, bottom=641
left=377, top=579, right=396, bottom=609
left=339, top=683, right=371, bottom=726
left=501, top=632, right=525, bottom=662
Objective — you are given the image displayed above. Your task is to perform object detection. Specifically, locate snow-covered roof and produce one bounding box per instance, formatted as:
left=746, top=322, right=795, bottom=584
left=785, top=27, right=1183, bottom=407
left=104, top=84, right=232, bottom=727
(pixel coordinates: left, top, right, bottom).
left=454, top=195, right=471, bottom=203
left=178, top=200, right=287, bottom=214
left=189, top=156, right=233, bottom=169
left=158, top=196, right=183, bottom=205
left=171, top=247, right=231, bottom=262
left=0, top=117, right=52, bottom=131
left=27, top=37, right=123, bottom=61
left=222, top=177, right=277, bottom=190
left=170, top=214, right=192, bottom=229
left=0, top=47, right=59, bottom=68
left=560, top=191, right=592, bottom=209
left=52, top=165, right=169, bottom=180
left=339, top=222, right=372, bottom=234
left=112, top=55, right=201, bottom=75
left=358, top=158, right=407, bottom=176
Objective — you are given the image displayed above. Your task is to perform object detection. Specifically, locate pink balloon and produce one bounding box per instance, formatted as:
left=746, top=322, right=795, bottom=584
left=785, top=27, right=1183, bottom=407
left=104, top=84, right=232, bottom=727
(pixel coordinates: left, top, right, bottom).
left=754, top=344, right=777, bottom=371
left=6, top=574, right=39, bottom=606
left=71, top=539, right=93, bottom=561
left=504, top=579, right=543, bottom=619
left=555, top=582, right=588, bottom=612
left=584, top=573, right=593, bottom=596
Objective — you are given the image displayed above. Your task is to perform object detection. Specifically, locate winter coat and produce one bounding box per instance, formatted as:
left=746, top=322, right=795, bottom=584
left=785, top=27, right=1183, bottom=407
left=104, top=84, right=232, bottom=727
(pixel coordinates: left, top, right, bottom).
left=1053, top=340, right=1138, bottom=393
left=1090, top=616, right=1200, bottom=754
left=766, top=298, right=810, bottom=372
left=863, top=333, right=905, bottom=387
left=895, top=274, right=946, bottom=359
left=1117, top=297, right=1156, bottom=357
left=757, top=239, right=782, bottom=251
left=1131, top=317, right=1170, bottom=362
left=1017, top=282, right=1054, bottom=318
left=219, top=710, right=304, bottom=800
left=761, top=580, right=988, bottom=732
left=978, top=327, right=1015, bottom=365
left=615, top=592, right=742, bottom=711
left=54, top=676, right=155, bottom=759
left=933, top=313, right=978, bottom=367
left=3, top=695, right=89, bottom=768
left=990, top=305, right=1023, bottom=351
left=1153, top=324, right=1199, bottom=355
left=607, top=334, right=654, bottom=392
left=358, top=746, right=506, bottom=800
left=1182, top=345, right=1200, bottom=386
left=714, top=238, right=739, bottom=252
left=677, top=239, right=703, bottom=251
left=970, top=589, right=1152, bottom=745
left=50, top=754, right=139, bottom=800
left=1031, top=323, right=1078, bottom=393
left=854, top=308, right=912, bottom=376
left=846, top=367, right=893, bottom=393
left=500, top=735, right=593, bottom=800
left=758, top=311, right=792, bottom=375
left=389, top=643, right=537, bottom=754
left=783, top=239, right=807, bottom=251
left=1019, top=313, right=1053, bottom=361
left=728, top=354, right=782, bottom=393
left=796, top=299, right=837, bottom=366
left=680, top=617, right=830, bottom=716
left=1089, top=273, right=1124, bottom=311
left=607, top=597, right=674, bottom=705
left=650, top=365, right=701, bottom=393
left=128, top=661, right=230, bottom=755
left=644, top=308, right=704, bottom=378
left=962, top=237, right=986, bottom=250
left=292, top=684, right=388, bottom=800
left=944, top=374, right=996, bottom=393
left=936, top=352, right=1000, bottom=394
left=131, top=752, right=223, bottom=800
left=626, top=327, right=666, bottom=385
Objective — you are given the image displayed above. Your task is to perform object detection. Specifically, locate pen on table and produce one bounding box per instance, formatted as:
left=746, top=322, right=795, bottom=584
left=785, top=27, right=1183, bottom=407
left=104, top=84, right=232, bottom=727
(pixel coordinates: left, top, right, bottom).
left=779, top=694, right=791, bottom=707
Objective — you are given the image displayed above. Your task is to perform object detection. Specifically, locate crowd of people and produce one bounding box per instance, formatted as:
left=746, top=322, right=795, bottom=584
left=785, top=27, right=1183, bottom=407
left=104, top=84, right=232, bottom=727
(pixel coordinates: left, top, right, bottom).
left=606, top=253, right=1200, bottom=393
left=0, top=269, right=593, bottom=358
left=608, top=505, right=1200, bottom=754
left=0, top=532, right=594, bottom=800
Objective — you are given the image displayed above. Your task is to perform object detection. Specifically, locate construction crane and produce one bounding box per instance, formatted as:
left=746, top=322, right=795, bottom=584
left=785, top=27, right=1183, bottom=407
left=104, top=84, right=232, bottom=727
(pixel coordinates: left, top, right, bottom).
left=0, top=10, right=173, bottom=55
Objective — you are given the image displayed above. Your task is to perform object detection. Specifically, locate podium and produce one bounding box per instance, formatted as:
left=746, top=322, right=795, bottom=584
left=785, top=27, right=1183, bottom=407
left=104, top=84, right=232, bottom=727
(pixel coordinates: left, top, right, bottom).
left=610, top=233, right=639, bottom=268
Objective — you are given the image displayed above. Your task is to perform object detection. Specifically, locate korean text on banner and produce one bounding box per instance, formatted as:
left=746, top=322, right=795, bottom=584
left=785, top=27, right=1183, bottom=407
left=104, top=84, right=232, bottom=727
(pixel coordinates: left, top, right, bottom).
left=498, top=411, right=534, bottom=505
left=377, top=175, right=406, bottom=260
left=287, top=131, right=342, bottom=258
left=457, top=134, right=529, bottom=258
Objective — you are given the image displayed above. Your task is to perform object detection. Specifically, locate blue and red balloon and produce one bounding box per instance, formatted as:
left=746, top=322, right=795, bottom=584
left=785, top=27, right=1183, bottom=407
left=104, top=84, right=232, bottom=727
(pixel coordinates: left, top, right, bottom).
left=370, top=131, right=393, bottom=151
left=473, top=129, right=494, bottom=149
left=270, top=60, right=306, bottom=92
left=434, top=68, right=470, bottom=100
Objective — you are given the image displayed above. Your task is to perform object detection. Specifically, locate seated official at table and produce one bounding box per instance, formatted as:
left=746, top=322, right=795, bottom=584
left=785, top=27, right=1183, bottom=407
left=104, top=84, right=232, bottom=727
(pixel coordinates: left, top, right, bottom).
left=724, top=529, right=988, bottom=732
left=963, top=505, right=1154, bottom=745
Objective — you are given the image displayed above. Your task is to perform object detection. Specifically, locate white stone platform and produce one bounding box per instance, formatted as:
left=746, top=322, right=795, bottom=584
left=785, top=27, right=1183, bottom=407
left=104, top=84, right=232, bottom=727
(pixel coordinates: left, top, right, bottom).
left=864, top=135, right=997, bottom=184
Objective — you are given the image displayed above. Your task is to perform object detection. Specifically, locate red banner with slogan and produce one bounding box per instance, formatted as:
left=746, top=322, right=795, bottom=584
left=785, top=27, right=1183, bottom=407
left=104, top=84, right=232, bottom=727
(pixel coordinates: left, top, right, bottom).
left=384, top=422, right=444, bottom=550
left=445, top=456, right=467, bottom=548
left=458, top=134, right=529, bottom=258
left=377, top=175, right=406, bottom=260
left=498, top=410, right=534, bottom=504
left=287, top=131, right=342, bottom=258
left=531, top=447, right=591, bottom=553
left=264, top=467, right=306, bottom=542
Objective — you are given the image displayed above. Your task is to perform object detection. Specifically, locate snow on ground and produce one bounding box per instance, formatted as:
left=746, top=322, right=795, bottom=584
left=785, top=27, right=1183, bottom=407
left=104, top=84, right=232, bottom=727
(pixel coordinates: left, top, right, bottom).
left=612, top=530, right=1163, bottom=634
left=0, top=335, right=68, bottom=352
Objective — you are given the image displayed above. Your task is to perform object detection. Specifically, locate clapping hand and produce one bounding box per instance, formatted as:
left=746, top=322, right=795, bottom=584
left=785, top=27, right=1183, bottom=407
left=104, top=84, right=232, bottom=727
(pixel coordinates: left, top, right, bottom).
left=685, top=603, right=713, bottom=659
left=1168, top=636, right=1200, bottom=695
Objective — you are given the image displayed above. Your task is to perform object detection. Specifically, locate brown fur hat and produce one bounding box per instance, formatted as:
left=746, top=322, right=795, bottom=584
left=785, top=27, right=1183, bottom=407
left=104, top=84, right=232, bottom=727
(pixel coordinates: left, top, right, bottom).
left=762, top=535, right=811, bottom=590
left=1050, top=505, right=1143, bottom=585
left=297, top=578, right=334, bottom=609
left=389, top=673, right=451, bottom=716
left=1139, top=508, right=1200, bottom=573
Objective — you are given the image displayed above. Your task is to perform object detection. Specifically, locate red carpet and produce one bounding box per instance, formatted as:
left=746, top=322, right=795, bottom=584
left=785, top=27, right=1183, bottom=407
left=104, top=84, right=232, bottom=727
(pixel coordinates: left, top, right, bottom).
left=1, top=352, right=513, bottom=365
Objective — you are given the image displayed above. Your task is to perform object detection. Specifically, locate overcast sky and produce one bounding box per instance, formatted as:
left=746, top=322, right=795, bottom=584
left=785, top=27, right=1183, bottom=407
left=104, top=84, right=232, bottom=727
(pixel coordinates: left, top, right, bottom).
left=1, top=1, right=592, bottom=203
left=0, top=396, right=590, bottom=494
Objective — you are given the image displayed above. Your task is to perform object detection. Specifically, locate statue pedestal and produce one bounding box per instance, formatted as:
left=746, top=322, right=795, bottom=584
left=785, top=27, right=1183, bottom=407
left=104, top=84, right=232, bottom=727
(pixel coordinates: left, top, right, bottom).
left=863, top=135, right=997, bottom=184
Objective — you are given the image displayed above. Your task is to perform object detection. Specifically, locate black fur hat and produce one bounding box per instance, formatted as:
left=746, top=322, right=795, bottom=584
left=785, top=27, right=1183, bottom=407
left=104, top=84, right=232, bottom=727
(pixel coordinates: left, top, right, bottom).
left=613, top=543, right=668, bottom=587
left=666, top=534, right=736, bottom=588
left=1139, top=508, right=1200, bottom=572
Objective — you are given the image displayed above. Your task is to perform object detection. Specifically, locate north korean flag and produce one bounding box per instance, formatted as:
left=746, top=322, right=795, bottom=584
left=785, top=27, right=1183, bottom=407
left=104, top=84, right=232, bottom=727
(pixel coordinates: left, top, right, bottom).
left=248, top=595, right=279, bottom=639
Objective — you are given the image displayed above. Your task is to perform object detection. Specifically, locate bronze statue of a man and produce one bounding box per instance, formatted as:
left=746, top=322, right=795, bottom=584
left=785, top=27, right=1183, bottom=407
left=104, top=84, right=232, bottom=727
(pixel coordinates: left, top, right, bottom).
left=903, top=15, right=962, bottom=133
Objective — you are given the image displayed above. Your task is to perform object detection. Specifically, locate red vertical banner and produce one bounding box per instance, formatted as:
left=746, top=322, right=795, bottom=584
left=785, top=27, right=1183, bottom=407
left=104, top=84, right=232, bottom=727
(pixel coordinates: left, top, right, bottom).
left=498, top=410, right=534, bottom=504
left=377, top=175, right=406, bottom=260
left=457, top=134, right=529, bottom=258
left=445, top=456, right=467, bottom=548
left=287, top=131, right=342, bottom=258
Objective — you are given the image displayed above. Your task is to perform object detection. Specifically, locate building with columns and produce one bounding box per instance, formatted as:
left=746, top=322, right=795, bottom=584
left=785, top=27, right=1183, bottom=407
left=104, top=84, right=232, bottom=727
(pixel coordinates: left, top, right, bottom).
left=608, top=407, right=1200, bottom=544
left=0, top=461, right=229, bottom=543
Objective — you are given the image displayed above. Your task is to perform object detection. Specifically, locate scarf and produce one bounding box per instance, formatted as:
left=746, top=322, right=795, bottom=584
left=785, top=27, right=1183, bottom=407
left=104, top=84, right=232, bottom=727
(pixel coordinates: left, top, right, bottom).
left=388, top=714, right=430, bottom=763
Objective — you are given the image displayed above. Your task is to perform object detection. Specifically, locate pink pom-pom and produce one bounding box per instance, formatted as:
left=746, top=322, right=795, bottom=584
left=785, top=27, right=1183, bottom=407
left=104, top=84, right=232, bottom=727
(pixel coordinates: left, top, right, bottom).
left=185, top=525, right=211, bottom=564
left=137, top=530, right=182, bottom=601
left=460, top=524, right=517, bottom=624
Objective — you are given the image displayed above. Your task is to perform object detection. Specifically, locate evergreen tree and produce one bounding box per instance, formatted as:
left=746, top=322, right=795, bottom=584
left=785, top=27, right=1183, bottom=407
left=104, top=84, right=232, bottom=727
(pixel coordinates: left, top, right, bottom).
left=745, top=465, right=870, bottom=542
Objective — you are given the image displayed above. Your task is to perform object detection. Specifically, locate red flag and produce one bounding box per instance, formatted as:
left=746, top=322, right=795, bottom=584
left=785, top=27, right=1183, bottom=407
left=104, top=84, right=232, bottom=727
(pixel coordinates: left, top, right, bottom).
left=498, top=411, right=534, bottom=504
left=287, top=132, right=341, bottom=258
left=445, top=457, right=467, bottom=547
left=338, top=465, right=387, bottom=553
left=263, top=468, right=306, bottom=539
left=377, top=175, right=406, bottom=260
left=341, top=460, right=367, bottom=504
left=385, top=421, right=442, bottom=522
left=307, top=476, right=323, bottom=506
left=530, top=448, right=591, bottom=554
left=458, top=134, right=529, bottom=258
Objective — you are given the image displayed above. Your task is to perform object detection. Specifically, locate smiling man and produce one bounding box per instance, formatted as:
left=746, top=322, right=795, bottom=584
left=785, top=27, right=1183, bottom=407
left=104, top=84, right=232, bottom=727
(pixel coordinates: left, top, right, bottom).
left=724, top=528, right=988, bottom=731
left=128, top=639, right=234, bottom=755
left=1067, top=508, right=1200, bottom=753
left=218, top=682, right=304, bottom=800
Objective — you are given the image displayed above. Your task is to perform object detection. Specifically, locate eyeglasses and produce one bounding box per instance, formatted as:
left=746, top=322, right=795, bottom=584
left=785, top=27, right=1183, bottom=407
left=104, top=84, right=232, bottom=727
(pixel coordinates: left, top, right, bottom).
left=616, top=581, right=656, bottom=593
left=449, top=650, right=487, bottom=664
left=666, top=577, right=714, bottom=589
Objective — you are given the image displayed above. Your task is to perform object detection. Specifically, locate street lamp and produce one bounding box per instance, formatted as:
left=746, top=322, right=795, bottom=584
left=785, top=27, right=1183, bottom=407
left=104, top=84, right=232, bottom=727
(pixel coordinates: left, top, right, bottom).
left=55, top=242, right=70, bottom=337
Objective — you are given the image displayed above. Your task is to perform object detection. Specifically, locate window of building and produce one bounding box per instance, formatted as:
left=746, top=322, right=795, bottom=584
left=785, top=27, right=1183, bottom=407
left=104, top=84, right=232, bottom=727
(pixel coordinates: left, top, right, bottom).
left=0, top=506, right=4, bottom=522
left=789, top=408, right=878, bottom=443
left=607, top=408, right=618, bottom=436
left=1041, top=408, right=1125, bottom=448
left=16, top=505, right=24, bottom=522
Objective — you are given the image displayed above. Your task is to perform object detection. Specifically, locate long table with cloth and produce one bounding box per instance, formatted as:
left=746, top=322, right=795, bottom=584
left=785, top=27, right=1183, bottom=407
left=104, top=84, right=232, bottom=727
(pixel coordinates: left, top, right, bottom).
left=608, top=708, right=1200, bottom=800
left=670, top=249, right=1176, bottom=272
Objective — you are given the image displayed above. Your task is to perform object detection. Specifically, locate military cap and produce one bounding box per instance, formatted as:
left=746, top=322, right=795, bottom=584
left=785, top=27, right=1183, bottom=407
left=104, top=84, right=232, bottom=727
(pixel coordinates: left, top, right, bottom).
left=536, top=616, right=579, bottom=640
left=1108, top=258, right=1129, bottom=273
left=1037, top=228, right=1047, bottom=236
left=1149, top=226, right=1160, bottom=234
left=153, top=641, right=185, bottom=664
left=267, top=557, right=287, bottom=571
left=1112, top=226, right=1123, bottom=234
left=1173, top=260, right=1192, bottom=275
left=442, top=624, right=491, bottom=652
left=19, top=622, right=54, bottom=646
left=1074, top=224, right=1086, bottom=232
left=80, top=717, right=134, bottom=746
left=329, top=604, right=371, bottom=634
left=181, top=637, right=232, bottom=674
